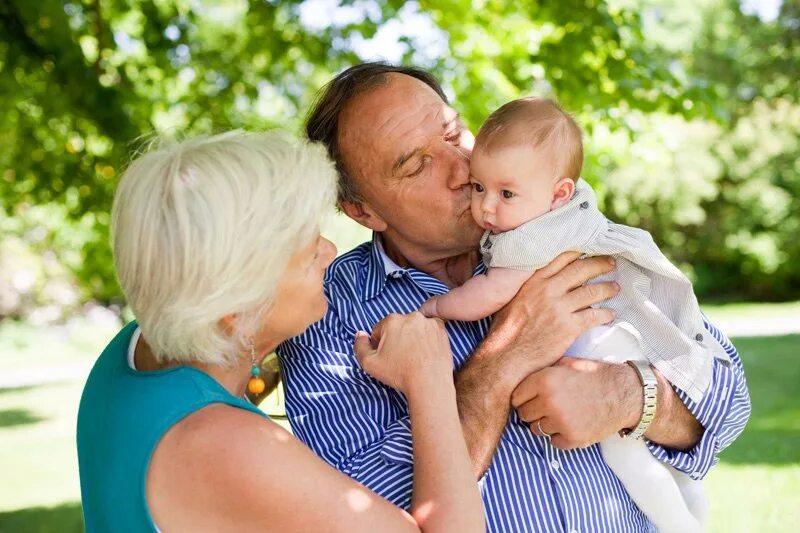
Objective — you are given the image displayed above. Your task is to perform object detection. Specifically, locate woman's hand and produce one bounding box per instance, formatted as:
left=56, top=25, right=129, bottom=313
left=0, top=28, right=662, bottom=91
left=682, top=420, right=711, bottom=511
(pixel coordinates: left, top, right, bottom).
left=354, top=312, right=453, bottom=395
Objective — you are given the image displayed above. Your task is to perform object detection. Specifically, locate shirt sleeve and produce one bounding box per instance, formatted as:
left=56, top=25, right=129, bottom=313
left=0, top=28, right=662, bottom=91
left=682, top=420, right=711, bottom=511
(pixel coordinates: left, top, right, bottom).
left=646, top=319, right=752, bottom=479
left=276, top=307, right=416, bottom=509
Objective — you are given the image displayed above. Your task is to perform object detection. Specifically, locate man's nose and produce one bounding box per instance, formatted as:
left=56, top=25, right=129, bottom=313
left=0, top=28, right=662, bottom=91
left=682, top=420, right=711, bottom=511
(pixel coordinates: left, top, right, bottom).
left=445, top=143, right=471, bottom=190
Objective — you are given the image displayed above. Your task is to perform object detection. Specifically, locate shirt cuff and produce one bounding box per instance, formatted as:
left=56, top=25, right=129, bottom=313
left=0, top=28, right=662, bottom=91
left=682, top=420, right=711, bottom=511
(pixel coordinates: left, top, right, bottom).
left=645, top=357, right=735, bottom=479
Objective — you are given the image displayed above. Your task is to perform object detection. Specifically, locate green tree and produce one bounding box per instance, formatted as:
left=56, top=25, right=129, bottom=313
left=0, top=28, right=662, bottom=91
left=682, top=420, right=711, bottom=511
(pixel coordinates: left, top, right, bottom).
left=2, top=0, right=795, bottom=315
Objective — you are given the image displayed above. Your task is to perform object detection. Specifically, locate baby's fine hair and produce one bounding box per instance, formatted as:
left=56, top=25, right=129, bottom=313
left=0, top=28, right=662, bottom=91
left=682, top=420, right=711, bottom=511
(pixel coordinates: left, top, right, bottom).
left=476, top=97, right=583, bottom=181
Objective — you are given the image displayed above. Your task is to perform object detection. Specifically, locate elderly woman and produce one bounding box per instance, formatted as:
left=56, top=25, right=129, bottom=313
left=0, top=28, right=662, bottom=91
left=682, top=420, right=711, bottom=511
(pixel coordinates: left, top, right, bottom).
left=76, top=131, right=484, bottom=532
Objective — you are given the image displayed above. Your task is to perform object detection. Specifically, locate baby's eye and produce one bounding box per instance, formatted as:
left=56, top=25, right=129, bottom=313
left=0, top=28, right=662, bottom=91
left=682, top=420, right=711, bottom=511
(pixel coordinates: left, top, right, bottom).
left=502, top=190, right=515, bottom=199
left=472, top=183, right=485, bottom=193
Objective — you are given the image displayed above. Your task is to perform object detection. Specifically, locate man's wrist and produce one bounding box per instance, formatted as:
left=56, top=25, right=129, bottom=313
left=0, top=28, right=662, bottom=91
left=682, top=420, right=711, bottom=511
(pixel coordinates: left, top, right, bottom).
left=615, top=362, right=646, bottom=432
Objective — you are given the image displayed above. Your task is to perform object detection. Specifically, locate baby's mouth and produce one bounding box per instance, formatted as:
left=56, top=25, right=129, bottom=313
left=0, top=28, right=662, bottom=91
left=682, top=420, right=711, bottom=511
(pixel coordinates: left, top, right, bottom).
left=483, top=221, right=500, bottom=234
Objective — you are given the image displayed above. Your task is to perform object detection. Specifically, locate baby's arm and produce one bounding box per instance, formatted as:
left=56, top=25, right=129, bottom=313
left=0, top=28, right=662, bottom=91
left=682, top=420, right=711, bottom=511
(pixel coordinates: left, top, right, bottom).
left=421, top=267, right=534, bottom=321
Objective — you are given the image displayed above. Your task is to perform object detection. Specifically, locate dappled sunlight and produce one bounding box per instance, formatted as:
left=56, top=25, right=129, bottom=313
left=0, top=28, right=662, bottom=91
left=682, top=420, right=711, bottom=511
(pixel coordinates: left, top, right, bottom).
left=344, top=487, right=375, bottom=513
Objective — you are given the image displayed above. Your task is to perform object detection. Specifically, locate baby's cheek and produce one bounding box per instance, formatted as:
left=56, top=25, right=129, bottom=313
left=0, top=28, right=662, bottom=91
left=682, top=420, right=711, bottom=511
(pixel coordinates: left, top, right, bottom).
left=469, top=199, right=483, bottom=223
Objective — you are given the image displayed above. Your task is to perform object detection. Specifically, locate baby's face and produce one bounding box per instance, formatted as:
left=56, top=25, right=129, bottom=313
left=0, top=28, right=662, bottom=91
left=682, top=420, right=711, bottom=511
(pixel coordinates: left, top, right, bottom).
left=469, top=145, right=559, bottom=233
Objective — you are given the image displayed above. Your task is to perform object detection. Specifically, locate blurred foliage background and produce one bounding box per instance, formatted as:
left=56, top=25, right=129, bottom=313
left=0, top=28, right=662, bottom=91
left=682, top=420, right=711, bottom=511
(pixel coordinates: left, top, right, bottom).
left=0, top=0, right=798, bottom=319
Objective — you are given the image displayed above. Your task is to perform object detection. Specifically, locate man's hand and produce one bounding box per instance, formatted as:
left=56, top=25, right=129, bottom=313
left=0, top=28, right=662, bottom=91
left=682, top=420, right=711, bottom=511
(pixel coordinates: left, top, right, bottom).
left=512, top=358, right=641, bottom=449
left=478, top=252, right=620, bottom=395
left=512, top=357, right=704, bottom=451
left=454, top=252, right=620, bottom=476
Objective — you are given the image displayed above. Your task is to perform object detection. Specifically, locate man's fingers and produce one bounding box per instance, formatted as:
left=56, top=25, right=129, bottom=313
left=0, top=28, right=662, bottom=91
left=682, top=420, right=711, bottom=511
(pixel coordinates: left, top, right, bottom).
left=535, top=251, right=582, bottom=279
left=556, top=256, right=616, bottom=291
left=510, top=373, right=542, bottom=408
left=555, top=357, right=600, bottom=372
left=576, top=307, right=616, bottom=329
left=550, top=435, right=575, bottom=450
left=565, top=281, right=619, bottom=312
left=516, top=397, right=545, bottom=423
left=529, top=416, right=556, bottom=438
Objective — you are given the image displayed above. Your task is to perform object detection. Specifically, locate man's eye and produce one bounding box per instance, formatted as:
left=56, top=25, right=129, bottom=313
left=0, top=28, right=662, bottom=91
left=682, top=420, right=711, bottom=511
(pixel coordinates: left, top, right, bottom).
left=502, top=190, right=515, bottom=199
left=473, top=183, right=484, bottom=193
left=445, top=129, right=462, bottom=145
left=408, top=155, right=431, bottom=176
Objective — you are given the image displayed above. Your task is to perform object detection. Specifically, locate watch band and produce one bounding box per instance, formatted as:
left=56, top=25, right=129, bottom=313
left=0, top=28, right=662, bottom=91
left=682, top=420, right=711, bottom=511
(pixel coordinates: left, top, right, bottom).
left=621, top=360, right=658, bottom=440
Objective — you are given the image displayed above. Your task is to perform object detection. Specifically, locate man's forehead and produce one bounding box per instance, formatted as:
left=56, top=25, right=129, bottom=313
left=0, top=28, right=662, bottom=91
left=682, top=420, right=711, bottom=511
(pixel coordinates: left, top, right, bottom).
left=338, top=74, right=454, bottom=174
left=347, top=76, right=447, bottom=133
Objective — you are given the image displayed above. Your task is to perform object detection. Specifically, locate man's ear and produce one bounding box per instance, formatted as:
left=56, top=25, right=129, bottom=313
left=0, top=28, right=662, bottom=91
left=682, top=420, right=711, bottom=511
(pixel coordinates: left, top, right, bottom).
left=550, top=178, right=575, bottom=210
left=340, top=200, right=388, bottom=232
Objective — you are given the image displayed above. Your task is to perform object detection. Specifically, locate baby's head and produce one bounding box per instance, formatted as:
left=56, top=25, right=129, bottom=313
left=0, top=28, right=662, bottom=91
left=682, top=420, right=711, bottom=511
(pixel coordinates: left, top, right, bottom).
left=470, top=97, right=583, bottom=233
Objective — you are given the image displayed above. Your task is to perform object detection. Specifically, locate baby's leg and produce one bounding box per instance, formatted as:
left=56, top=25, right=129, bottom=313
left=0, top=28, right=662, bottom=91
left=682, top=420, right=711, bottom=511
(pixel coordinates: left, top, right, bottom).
left=573, top=325, right=706, bottom=531
left=670, top=468, right=709, bottom=526
left=601, top=436, right=703, bottom=533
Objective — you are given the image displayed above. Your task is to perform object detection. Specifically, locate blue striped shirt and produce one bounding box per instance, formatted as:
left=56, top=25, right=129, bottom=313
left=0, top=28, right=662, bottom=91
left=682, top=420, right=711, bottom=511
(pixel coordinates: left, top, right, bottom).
left=277, top=235, right=751, bottom=532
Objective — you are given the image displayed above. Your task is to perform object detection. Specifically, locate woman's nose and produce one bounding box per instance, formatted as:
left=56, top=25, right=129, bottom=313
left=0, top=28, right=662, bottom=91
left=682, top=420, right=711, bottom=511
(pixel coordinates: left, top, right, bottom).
left=320, top=237, right=337, bottom=266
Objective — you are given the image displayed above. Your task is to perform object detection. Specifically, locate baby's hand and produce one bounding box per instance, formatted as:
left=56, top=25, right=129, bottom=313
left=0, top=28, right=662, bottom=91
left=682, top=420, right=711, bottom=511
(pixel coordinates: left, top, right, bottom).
left=420, top=296, right=440, bottom=318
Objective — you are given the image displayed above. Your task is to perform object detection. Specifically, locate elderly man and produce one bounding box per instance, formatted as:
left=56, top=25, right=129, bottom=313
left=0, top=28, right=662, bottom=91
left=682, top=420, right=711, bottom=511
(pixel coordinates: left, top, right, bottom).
left=277, top=63, right=750, bottom=532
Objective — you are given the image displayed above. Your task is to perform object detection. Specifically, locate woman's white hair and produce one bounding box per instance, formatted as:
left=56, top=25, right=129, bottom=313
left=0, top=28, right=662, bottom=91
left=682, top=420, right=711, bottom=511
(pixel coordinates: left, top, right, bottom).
left=112, top=130, right=337, bottom=366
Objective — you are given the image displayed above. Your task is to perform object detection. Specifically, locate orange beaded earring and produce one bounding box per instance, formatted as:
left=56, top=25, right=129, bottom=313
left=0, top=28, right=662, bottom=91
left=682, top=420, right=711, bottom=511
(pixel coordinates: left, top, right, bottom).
left=247, top=342, right=266, bottom=395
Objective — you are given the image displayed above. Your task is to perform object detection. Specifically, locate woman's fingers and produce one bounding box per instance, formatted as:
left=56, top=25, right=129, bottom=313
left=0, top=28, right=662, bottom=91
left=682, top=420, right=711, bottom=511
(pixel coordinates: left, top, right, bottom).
left=353, top=331, right=376, bottom=370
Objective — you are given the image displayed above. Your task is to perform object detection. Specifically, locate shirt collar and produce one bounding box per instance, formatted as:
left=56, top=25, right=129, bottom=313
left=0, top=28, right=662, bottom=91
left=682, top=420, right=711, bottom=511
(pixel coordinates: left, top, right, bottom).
left=359, top=232, right=393, bottom=302
left=359, top=232, right=486, bottom=302
left=374, top=234, right=405, bottom=276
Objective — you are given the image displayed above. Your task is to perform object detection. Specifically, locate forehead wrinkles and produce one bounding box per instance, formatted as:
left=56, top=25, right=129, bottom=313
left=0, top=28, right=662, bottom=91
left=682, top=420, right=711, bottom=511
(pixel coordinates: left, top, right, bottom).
left=379, top=101, right=442, bottom=154
left=341, top=93, right=445, bottom=182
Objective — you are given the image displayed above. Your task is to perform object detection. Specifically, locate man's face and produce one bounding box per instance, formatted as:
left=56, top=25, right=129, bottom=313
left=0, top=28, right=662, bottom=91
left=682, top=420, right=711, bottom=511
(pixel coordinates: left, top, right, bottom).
left=337, top=74, right=484, bottom=260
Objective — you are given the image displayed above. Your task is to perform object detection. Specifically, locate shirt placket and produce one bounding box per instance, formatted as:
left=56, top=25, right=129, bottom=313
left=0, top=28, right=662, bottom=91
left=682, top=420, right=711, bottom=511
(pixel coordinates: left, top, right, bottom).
left=543, top=438, right=582, bottom=533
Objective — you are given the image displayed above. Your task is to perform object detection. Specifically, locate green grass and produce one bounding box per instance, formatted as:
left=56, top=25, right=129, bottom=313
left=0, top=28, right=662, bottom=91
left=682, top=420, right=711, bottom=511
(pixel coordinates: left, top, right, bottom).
left=701, top=300, right=800, bottom=321
left=0, top=304, right=798, bottom=531
left=705, top=334, right=800, bottom=532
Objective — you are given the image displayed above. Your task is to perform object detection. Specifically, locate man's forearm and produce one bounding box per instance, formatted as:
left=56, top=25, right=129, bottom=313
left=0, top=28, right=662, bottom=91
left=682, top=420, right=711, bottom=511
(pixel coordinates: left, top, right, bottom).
left=454, top=332, right=548, bottom=478
left=645, top=368, right=704, bottom=450
left=454, top=349, right=510, bottom=478
left=616, top=363, right=703, bottom=450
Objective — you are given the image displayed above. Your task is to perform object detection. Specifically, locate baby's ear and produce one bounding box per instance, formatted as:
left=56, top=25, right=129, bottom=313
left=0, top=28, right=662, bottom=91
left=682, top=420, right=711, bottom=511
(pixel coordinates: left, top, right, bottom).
left=550, top=178, right=575, bottom=210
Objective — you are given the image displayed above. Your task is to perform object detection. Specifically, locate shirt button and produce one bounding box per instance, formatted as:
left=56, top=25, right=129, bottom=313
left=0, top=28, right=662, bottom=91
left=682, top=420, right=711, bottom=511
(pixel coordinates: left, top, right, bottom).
left=391, top=272, right=403, bottom=279
left=579, top=201, right=589, bottom=209
left=550, top=460, right=560, bottom=470
left=695, top=333, right=704, bottom=342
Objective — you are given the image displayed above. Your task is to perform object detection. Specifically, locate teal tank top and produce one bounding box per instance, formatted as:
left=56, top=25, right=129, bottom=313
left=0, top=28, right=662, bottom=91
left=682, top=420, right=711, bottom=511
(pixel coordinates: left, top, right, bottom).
left=77, top=321, right=268, bottom=532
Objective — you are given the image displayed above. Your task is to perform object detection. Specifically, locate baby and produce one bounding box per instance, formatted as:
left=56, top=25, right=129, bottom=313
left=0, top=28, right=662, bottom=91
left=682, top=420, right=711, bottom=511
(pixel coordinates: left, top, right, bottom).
left=421, top=98, right=732, bottom=533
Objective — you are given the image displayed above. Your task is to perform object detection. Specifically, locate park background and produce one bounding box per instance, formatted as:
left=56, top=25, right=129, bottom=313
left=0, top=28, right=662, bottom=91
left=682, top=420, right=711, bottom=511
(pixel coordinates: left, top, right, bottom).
left=0, top=0, right=798, bottom=531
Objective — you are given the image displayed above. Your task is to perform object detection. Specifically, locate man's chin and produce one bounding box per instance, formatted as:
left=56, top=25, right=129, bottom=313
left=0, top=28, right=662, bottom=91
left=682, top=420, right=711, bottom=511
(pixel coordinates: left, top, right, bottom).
left=449, top=218, right=484, bottom=251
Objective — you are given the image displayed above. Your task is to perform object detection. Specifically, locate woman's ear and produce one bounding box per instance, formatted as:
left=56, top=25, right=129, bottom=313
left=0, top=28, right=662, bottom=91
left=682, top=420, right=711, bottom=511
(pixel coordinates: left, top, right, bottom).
left=550, top=178, right=575, bottom=210
left=219, top=314, right=239, bottom=336
left=340, top=200, right=388, bottom=232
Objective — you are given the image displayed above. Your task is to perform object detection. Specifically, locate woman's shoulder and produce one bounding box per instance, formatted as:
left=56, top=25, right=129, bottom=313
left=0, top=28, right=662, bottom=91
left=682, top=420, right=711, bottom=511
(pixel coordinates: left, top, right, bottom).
left=147, top=403, right=292, bottom=529
left=154, top=402, right=287, bottom=467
